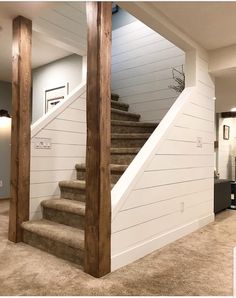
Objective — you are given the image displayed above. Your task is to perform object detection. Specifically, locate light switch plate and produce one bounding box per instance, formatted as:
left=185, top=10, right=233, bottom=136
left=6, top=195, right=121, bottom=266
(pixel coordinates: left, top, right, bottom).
left=34, top=138, right=52, bottom=149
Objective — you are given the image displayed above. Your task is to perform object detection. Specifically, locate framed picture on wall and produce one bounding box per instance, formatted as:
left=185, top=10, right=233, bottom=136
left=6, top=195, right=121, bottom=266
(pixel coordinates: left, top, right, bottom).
left=223, top=125, right=230, bottom=140
left=45, top=83, right=69, bottom=113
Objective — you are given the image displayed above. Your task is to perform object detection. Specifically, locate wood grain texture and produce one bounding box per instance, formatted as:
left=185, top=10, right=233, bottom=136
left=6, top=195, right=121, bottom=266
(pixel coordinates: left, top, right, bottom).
left=84, top=2, right=112, bottom=277
left=9, top=16, right=32, bottom=242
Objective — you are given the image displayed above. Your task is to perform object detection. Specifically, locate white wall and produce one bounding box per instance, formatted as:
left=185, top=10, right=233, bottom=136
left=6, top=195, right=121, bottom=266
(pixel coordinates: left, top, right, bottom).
left=111, top=51, right=215, bottom=271
left=32, top=54, right=83, bottom=123
left=215, top=77, right=236, bottom=113
left=218, top=116, right=236, bottom=180
left=30, top=84, right=86, bottom=219
left=0, top=81, right=12, bottom=199
left=111, top=20, right=185, bottom=122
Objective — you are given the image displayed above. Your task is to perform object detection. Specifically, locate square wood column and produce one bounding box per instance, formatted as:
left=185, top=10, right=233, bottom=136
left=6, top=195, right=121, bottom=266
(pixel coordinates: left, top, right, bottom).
left=9, top=16, right=32, bottom=242
left=85, top=2, right=112, bottom=277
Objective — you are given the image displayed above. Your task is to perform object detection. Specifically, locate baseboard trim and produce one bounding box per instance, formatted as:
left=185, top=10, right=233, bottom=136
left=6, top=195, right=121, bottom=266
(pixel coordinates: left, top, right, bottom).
left=111, top=213, right=214, bottom=271
left=0, top=197, right=10, bottom=201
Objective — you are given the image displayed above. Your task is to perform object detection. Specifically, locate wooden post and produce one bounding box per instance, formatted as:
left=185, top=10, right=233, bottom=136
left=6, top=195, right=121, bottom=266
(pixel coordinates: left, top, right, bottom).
left=85, top=2, right=112, bottom=277
left=8, top=16, right=32, bottom=242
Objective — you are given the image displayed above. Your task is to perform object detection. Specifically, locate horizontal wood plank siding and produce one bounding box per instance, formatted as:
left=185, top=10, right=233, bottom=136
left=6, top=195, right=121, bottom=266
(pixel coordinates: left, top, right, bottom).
left=30, top=90, right=86, bottom=219
left=111, top=51, right=215, bottom=271
left=111, top=20, right=185, bottom=122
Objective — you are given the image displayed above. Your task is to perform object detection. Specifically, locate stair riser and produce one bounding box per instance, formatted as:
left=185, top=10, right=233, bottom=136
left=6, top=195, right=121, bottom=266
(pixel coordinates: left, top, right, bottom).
left=111, top=138, right=148, bottom=148
left=60, top=187, right=86, bottom=202
left=111, top=102, right=129, bottom=111
left=76, top=171, right=123, bottom=184
left=111, top=154, right=136, bottom=164
left=111, top=112, right=140, bottom=122
left=111, top=125, right=155, bottom=134
left=23, top=230, right=84, bottom=266
left=43, top=208, right=85, bottom=229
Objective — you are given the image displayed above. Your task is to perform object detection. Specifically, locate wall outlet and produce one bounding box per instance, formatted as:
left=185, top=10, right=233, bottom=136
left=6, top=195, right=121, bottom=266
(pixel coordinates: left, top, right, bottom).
left=196, top=137, right=203, bottom=148
left=180, top=202, right=184, bottom=213
left=0, top=180, right=3, bottom=188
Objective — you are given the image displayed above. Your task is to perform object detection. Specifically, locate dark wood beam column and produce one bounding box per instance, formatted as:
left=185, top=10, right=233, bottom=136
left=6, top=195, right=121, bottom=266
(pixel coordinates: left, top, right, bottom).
left=85, top=2, right=112, bottom=277
left=9, top=16, right=32, bottom=242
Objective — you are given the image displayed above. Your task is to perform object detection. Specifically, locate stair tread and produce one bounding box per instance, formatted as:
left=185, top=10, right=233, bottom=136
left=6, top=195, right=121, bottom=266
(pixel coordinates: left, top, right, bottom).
left=111, top=93, right=119, bottom=101
left=61, top=179, right=115, bottom=189
left=112, top=133, right=151, bottom=139
left=111, top=147, right=140, bottom=154
left=22, top=219, right=84, bottom=250
left=111, top=120, right=158, bottom=127
left=59, top=180, right=86, bottom=189
left=111, top=108, right=140, bottom=119
left=111, top=100, right=129, bottom=108
left=76, top=163, right=128, bottom=172
left=42, top=198, right=85, bottom=215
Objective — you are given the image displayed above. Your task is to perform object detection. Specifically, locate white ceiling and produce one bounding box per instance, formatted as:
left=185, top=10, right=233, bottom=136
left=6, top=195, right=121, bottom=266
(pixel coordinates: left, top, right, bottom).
left=0, top=2, right=87, bottom=82
left=153, top=2, right=236, bottom=50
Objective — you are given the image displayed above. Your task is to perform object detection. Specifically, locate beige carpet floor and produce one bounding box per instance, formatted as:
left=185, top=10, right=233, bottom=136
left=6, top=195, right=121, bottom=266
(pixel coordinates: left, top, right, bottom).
left=0, top=199, right=234, bottom=296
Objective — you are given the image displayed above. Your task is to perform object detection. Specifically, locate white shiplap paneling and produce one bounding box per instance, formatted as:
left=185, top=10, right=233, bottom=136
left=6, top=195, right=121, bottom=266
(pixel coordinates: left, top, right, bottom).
left=30, top=84, right=86, bottom=219
left=111, top=20, right=185, bottom=122
left=111, top=52, right=215, bottom=271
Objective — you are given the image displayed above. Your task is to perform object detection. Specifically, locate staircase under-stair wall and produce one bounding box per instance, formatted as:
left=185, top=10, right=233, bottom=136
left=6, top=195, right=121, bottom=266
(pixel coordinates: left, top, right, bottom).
left=22, top=90, right=158, bottom=268
left=110, top=52, right=215, bottom=271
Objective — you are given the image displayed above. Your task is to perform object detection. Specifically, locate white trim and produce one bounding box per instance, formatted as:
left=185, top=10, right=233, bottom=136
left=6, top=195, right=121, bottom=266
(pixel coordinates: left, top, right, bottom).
left=31, top=82, right=86, bottom=138
left=111, top=87, right=196, bottom=220
left=111, top=213, right=214, bottom=271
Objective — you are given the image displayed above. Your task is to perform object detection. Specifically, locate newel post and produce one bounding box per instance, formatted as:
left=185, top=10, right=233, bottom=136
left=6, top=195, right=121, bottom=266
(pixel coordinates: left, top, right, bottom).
left=84, top=2, right=112, bottom=277
left=8, top=16, right=32, bottom=242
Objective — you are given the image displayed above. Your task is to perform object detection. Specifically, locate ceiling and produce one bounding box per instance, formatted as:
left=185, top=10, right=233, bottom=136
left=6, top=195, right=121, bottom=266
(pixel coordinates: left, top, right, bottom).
left=0, top=2, right=87, bottom=82
left=153, top=2, right=236, bottom=50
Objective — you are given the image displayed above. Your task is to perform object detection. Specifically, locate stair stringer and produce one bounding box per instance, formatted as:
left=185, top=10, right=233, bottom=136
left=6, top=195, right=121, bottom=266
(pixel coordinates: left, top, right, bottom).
left=30, top=82, right=87, bottom=220
left=111, top=86, right=215, bottom=271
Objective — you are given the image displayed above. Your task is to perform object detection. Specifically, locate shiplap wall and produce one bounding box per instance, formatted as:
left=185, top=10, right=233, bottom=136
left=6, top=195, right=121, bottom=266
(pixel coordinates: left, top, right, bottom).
left=218, top=117, right=236, bottom=180
left=30, top=85, right=86, bottom=219
left=111, top=20, right=185, bottom=122
left=33, top=2, right=87, bottom=56
left=111, top=52, right=215, bottom=270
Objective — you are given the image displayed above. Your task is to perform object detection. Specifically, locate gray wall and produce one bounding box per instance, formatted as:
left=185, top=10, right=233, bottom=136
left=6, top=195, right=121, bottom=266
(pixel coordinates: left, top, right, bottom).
left=0, top=81, right=12, bottom=199
left=32, top=54, right=83, bottom=123
left=112, top=7, right=136, bottom=30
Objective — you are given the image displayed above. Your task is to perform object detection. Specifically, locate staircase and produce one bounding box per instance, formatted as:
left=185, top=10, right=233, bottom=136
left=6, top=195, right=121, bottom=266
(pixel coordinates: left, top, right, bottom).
left=21, top=93, right=158, bottom=267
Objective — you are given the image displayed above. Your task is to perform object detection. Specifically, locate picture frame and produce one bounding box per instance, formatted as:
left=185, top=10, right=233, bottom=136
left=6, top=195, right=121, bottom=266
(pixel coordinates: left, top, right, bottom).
left=223, top=125, right=230, bottom=140
left=45, top=83, right=69, bottom=113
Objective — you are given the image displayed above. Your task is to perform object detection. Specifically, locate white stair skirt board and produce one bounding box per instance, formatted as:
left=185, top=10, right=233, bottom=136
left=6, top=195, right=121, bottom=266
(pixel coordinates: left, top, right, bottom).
left=111, top=213, right=214, bottom=271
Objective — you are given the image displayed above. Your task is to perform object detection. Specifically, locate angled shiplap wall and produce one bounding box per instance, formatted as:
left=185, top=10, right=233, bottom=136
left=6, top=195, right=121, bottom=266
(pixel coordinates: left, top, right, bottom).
left=111, top=20, right=185, bottom=122
left=30, top=85, right=86, bottom=219
left=111, top=52, right=215, bottom=270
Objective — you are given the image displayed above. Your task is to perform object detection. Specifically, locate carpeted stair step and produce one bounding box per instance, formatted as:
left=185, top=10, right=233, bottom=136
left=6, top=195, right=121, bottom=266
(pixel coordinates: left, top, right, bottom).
left=111, top=93, right=119, bottom=101
left=76, top=163, right=128, bottom=184
left=111, top=120, right=158, bottom=133
left=111, top=133, right=151, bottom=148
left=22, top=219, right=84, bottom=266
left=59, top=180, right=86, bottom=202
left=111, top=100, right=129, bottom=111
left=111, top=147, right=140, bottom=164
left=42, top=198, right=85, bottom=229
left=111, top=108, right=140, bottom=121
